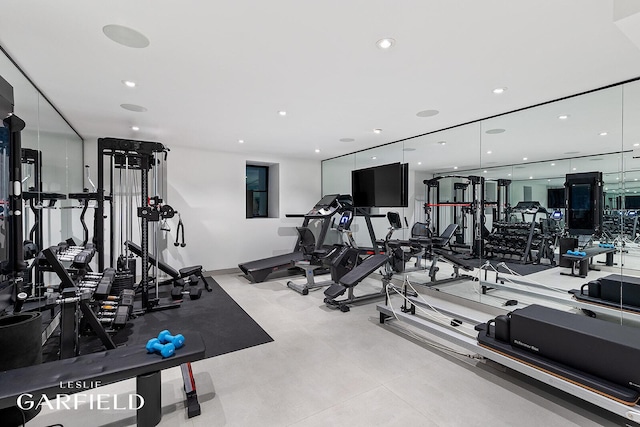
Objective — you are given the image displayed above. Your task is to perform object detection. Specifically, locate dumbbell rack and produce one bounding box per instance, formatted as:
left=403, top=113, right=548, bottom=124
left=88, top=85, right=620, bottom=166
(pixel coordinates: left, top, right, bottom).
left=40, top=246, right=119, bottom=358
left=484, top=221, right=541, bottom=264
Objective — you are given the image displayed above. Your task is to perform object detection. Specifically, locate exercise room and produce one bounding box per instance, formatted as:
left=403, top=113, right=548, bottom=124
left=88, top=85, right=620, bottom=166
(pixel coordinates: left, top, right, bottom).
left=1, top=2, right=640, bottom=426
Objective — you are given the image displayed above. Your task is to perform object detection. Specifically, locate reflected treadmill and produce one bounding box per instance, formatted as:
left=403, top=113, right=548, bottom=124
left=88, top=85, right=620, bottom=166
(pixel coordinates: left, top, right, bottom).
left=239, top=194, right=358, bottom=283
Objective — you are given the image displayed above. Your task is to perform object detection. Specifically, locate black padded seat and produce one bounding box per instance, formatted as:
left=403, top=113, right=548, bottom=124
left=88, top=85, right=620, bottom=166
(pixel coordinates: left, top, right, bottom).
left=179, top=266, right=203, bottom=277
left=432, top=248, right=474, bottom=271
left=339, top=254, right=389, bottom=288
left=431, top=224, right=458, bottom=248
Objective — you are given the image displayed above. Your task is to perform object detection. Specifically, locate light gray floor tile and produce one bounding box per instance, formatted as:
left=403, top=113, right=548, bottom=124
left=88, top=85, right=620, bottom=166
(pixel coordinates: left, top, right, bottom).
left=289, top=386, right=439, bottom=427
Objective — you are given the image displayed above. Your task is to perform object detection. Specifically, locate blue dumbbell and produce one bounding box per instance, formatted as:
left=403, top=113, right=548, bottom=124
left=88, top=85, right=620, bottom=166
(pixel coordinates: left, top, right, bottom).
left=146, top=338, right=175, bottom=358
left=567, top=250, right=575, bottom=255
left=579, top=251, right=586, bottom=257
left=158, top=330, right=185, bottom=349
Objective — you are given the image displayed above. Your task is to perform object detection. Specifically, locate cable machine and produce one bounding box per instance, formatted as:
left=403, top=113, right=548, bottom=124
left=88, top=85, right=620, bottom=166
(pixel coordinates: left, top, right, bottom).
left=424, top=175, right=486, bottom=256
left=95, top=137, right=176, bottom=312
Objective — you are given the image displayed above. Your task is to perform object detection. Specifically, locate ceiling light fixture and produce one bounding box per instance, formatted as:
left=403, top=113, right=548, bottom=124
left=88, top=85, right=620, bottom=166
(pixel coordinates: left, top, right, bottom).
left=558, top=114, right=570, bottom=120
left=315, top=149, right=320, bottom=153
left=122, top=80, right=136, bottom=88
left=238, top=139, right=244, bottom=144
left=523, top=157, right=528, bottom=161
left=486, top=150, right=492, bottom=154
left=373, top=128, right=382, bottom=134
left=635, top=143, right=640, bottom=147
left=278, top=111, right=287, bottom=116
left=371, top=156, right=377, bottom=160
left=418, top=162, right=422, bottom=165
left=453, top=166, right=458, bottom=170
left=529, top=176, right=533, bottom=179
left=131, top=126, right=139, bottom=131
left=507, top=173, right=512, bottom=176
left=547, top=179, right=551, bottom=182
left=599, top=132, right=608, bottom=136
left=376, top=38, right=395, bottom=49
left=103, top=24, right=150, bottom=48
left=438, top=141, right=446, bottom=146
left=492, top=87, right=507, bottom=94
left=483, top=170, right=487, bottom=173
left=551, top=163, right=555, bottom=166
left=120, top=104, right=147, bottom=112
left=485, top=128, right=506, bottom=134
left=573, top=167, right=577, bottom=171
left=416, top=109, right=439, bottom=117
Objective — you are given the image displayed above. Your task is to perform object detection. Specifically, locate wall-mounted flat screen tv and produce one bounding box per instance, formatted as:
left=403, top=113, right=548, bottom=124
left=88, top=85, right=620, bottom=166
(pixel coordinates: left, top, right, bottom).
left=352, top=162, right=408, bottom=208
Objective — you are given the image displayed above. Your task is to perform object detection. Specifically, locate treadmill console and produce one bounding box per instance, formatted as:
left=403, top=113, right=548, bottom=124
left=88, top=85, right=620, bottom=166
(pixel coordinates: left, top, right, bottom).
left=337, top=211, right=353, bottom=232
left=307, top=194, right=340, bottom=217
left=513, top=201, right=546, bottom=214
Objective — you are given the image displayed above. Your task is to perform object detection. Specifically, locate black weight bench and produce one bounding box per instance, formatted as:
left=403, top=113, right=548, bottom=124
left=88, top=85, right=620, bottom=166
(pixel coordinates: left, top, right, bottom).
left=560, top=246, right=617, bottom=279
left=0, top=332, right=206, bottom=427
left=324, top=254, right=391, bottom=312
left=423, top=248, right=474, bottom=285
left=125, top=240, right=211, bottom=292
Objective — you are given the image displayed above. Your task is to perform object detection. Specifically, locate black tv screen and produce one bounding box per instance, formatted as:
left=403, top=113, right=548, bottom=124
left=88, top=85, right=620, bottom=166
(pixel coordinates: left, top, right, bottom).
left=547, top=188, right=565, bottom=209
left=352, top=162, right=408, bottom=208
left=626, top=196, right=640, bottom=209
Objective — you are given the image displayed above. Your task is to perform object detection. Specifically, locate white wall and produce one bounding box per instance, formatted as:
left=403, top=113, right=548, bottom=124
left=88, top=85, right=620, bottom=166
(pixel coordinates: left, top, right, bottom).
left=163, top=146, right=321, bottom=270
left=84, top=141, right=321, bottom=271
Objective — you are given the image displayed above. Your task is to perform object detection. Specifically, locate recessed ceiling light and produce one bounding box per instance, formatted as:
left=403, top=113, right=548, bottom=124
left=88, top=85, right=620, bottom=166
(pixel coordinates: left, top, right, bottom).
left=507, top=173, right=512, bottom=176
left=573, top=167, right=577, bottom=171
left=122, top=80, right=136, bottom=88
left=617, top=177, right=620, bottom=180
left=103, top=24, right=150, bottom=48
left=453, top=166, right=458, bottom=170
left=483, top=170, right=487, bottom=173
left=558, top=114, right=570, bottom=120
left=339, top=138, right=355, bottom=142
left=485, top=128, right=506, bottom=134
left=120, top=104, right=147, bottom=112
left=371, top=156, right=377, bottom=160
left=627, top=190, right=630, bottom=193
left=438, top=141, right=446, bottom=146
left=486, top=150, right=492, bottom=154
left=416, top=110, right=439, bottom=117
left=278, top=110, right=287, bottom=116
left=634, top=143, right=640, bottom=147
left=547, top=179, right=551, bottom=182
left=418, top=162, right=422, bottom=165
left=373, top=128, right=382, bottom=134
left=599, top=132, right=608, bottom=136
left=522, top=157, right=528, bottom=161
left=635, top=178, right=638, bottom=181
left=131, top=126, right=139, bottom=131
left=492, top=87, right=507, bottom=94
left=315, top=149, right=320, bottom=153
left=238, top=139, right=244, bottom=144
left=529, top=176, right=533, bottom=179
left=551, top=163, right=555, bottom=166
left=376, top=38, right=395, bottom=49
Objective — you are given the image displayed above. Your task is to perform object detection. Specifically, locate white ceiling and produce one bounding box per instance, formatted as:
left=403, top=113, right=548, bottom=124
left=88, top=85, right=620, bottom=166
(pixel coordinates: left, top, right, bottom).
left=1, top=1, right=640, bottom=161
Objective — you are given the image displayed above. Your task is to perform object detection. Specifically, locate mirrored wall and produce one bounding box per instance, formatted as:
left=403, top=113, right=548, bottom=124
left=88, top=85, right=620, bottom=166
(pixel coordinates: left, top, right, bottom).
left=0, top=49, right=84, bottom=251
left=322, top=78, right=640, bottom=325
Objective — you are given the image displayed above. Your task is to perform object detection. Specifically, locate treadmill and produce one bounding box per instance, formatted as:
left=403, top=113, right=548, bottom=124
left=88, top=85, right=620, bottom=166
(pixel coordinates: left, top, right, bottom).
left=239, top=194, right=350, bottom=283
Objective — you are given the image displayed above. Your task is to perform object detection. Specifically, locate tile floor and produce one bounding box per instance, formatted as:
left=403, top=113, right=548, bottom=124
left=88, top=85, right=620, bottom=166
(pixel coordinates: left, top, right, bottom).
left=29, top=265, right=637, bottom=426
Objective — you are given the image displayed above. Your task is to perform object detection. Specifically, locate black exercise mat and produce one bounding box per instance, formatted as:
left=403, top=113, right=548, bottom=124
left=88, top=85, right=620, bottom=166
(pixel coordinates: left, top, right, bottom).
left=72, top=276, right=273, bottom=359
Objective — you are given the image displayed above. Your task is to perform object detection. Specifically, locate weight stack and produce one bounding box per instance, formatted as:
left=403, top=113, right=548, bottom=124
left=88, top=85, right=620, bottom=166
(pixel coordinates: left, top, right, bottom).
left=111, top=271, right=135, bottom=296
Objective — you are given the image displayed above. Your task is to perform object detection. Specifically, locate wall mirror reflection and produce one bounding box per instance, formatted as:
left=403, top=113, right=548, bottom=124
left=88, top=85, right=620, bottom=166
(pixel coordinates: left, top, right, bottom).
left=322, top=79, right=640, bottom=324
